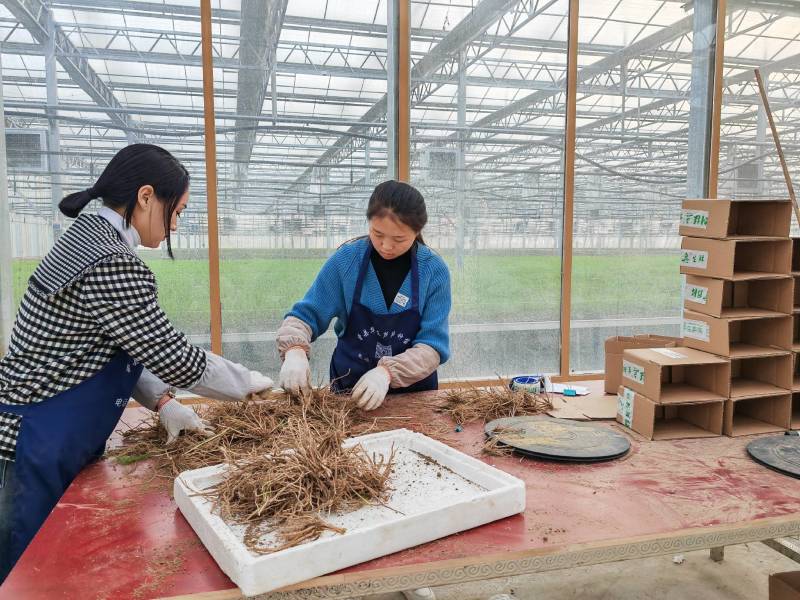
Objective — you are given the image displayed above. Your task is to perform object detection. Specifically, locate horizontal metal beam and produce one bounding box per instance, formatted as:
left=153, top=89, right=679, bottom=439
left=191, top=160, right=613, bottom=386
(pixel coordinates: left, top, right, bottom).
left=2, top=0, right=133, bottom=133
left=288, top=0, right=529, bottom=189
left=471, top=13, right=695, bottom=132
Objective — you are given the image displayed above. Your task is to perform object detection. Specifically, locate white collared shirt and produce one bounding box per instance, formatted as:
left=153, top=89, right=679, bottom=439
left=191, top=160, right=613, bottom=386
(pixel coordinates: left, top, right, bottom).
left=97, top=206, right=141, bottom=249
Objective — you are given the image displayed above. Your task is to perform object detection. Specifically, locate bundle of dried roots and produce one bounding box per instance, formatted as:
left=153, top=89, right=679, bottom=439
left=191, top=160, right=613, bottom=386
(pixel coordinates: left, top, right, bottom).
left=205, top=411, right=394, bottom=553
left=439, top=382, right=553, bottom=426
left=109, top=389, right=401, bottom=553
left=110, top=387, right=447, bottom=477
left=481, top=425, right=527, bottom=456
left=112, top=389, right=371, bottom=475
left=110, top=398, right=288, bottom=475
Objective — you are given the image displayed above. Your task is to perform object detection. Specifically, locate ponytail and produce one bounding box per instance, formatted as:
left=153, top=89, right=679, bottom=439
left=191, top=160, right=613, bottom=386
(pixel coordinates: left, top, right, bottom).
left=59, top=186, right=101, bottom=218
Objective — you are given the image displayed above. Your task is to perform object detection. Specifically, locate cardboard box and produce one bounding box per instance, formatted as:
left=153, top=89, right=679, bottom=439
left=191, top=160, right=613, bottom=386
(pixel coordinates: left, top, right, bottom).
left=794, top=353, right=800, bottom=392
left=792, top=393, right=800, bottom=430
left=682, top=310, right=791, bottom=358
left=683, top=274, right=793, bottom=318
left=770, top=571, right=800, bottom=600
left=604, top=335, right=681, bottom=394
left=616, top=386, right=723, bottom=440
left=679, top=198, right=791, bottom=240
left=794, top=316, right=800, bottom=352
left=730, top=354, right=792, bottom=400
left=795, top=318, right=800, bottom=352
left=621, top=347, right=730, bottom=403
left=724, top=394, right=791, bottom=436
left=793, top=238, right=800, bottom=274
left=680, top=237, right=791, bottom=280
left=794, top=277, right=800, bottom=312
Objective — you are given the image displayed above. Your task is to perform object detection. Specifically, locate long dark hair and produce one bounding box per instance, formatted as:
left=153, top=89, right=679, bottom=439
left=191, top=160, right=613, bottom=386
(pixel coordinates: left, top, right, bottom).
left=59, top=144, right=189, bottom=258
left=366, top=180, right=427, bottom=245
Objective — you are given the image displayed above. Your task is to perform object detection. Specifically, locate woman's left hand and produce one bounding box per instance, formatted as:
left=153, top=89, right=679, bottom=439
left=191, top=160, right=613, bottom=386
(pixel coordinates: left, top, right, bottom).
left=352, top=366, right=391, bottom=411
left=158, top=398, right=214, bottom=444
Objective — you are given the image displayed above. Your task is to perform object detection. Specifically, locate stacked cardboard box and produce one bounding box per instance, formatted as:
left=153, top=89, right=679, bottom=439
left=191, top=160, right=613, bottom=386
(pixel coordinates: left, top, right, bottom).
left=616, top=347, right=729, bottom=439
left=604, top=335, right=681, bottom=394
left=770, top=571, right=800, bottom=599
left=680, top=199, right=793, bottom=436
left=792, top=238, right=800, bottom=429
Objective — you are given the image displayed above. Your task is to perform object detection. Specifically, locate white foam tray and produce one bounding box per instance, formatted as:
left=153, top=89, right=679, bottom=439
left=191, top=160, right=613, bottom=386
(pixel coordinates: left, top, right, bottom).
left=174, top=428, right=526, bottom=597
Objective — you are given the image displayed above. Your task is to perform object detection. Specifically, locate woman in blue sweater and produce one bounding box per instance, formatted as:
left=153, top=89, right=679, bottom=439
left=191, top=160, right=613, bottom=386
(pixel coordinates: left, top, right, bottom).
left=277, top=180, right=451, bottom=410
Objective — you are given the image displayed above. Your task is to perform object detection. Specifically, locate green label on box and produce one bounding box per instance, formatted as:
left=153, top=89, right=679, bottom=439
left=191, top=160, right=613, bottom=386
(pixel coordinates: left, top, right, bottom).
left=682, top=318, right=710, bottom=342
left=681, top=209, right=709, bottom=229
left=622, top=360, right=645, bottom=385
left=684, top=284, right=709, bottom=304
left=617, top=387, right=634, bottom=428
left=680, top=250, right=708, bottom=269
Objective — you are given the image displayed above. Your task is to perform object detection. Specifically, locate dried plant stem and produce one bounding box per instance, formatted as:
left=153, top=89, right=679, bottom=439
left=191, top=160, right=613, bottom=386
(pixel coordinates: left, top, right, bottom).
left=439, top=380, right=553, bottom=426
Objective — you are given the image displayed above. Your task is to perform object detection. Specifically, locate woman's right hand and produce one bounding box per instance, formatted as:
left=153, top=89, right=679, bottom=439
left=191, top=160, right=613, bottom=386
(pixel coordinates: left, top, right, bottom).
left=280, top=348, right=312, bottom=397
left=247, top=371, right=274, bottom=395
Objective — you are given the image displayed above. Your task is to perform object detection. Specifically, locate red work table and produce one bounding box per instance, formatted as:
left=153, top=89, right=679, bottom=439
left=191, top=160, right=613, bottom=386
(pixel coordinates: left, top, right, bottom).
left=3, top=381, right=800, bottom=600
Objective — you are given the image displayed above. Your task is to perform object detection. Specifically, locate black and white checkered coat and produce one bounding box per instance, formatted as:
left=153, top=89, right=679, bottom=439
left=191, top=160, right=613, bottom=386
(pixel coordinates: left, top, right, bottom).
left=0, top=214, right=206, bottom=461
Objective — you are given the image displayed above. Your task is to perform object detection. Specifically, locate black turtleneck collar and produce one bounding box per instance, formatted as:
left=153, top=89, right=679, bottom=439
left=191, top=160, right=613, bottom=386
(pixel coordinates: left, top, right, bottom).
left=370, top=242, right=415, bottom=310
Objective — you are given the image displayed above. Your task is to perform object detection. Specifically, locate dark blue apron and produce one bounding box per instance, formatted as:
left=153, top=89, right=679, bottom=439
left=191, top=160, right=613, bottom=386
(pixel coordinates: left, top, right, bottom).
left=330, top=243, right=437, bottom=394
left=0, top=351, right=142, bottom=572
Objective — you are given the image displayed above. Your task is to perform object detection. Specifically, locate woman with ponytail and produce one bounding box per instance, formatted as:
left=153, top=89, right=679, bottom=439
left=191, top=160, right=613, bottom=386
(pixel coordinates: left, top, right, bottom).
left=0, top=144, right=274, bottom=581
left=277, top=180, right=452, bottom=411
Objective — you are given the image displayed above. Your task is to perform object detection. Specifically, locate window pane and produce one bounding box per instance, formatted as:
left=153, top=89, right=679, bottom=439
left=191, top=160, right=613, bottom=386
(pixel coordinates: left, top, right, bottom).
left=214, top=0, right=389, bottom=380
left=570, top=0, right=700, bottom=372
left=410, top=0, right=568, bottom=379
left=717, top=2, right=800, bottom=210
left=1, top=1, right=211, bottom=347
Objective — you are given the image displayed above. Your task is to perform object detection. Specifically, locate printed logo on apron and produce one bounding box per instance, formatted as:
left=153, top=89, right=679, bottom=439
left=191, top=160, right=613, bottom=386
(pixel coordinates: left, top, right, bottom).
left=375, top=342, right=393, bottom=359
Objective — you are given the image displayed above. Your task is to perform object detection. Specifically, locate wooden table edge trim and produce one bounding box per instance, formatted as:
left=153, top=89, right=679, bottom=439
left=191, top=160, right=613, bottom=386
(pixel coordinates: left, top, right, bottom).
left=155, top=513, right=800, bottom=599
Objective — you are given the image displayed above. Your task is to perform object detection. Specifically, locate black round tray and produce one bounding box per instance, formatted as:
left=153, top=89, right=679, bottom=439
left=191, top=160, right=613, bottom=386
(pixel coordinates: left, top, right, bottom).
left=485, top=415, right=631, bottom=463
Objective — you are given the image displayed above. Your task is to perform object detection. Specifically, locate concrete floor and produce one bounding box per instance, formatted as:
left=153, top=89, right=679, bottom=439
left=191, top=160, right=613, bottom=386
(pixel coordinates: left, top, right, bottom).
left=363, top=542, right=799, bottom=600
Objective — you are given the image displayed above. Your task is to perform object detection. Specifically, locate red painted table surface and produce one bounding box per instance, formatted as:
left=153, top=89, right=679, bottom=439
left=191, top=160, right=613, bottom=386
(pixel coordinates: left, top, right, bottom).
left=4, top=381, right=800, bottom=599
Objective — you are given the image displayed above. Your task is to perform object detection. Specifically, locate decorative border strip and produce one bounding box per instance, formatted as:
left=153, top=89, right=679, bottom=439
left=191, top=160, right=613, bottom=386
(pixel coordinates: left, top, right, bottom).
left=252, top=519, right=800, bottom=600
left=157, top=517, right=800, bottom=600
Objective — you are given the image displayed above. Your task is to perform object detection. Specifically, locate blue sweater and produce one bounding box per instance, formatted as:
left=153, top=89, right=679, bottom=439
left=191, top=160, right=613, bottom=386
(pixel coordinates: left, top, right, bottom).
left=288, top=238, right=451, bottom=363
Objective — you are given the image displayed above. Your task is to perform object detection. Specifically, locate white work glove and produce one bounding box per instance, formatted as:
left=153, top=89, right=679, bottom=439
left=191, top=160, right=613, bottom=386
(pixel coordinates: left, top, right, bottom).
left=248, top=370, right=274, bottom=395
left=158, top=399, right=214, bottom=445
left=280, top=348, right=311, bottom=397
left=352, top=367, right=391, bottom=411
left=191, top=353, right=274, bottom=402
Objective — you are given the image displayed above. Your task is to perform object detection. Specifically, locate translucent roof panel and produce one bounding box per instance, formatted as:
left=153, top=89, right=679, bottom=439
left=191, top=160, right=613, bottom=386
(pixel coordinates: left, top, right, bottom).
left=0, top=0, right=795, bottom=222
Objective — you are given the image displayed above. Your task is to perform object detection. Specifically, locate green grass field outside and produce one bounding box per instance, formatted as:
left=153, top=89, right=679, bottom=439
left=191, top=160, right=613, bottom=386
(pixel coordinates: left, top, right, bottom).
left=11, top=254, right=682, bottom=335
